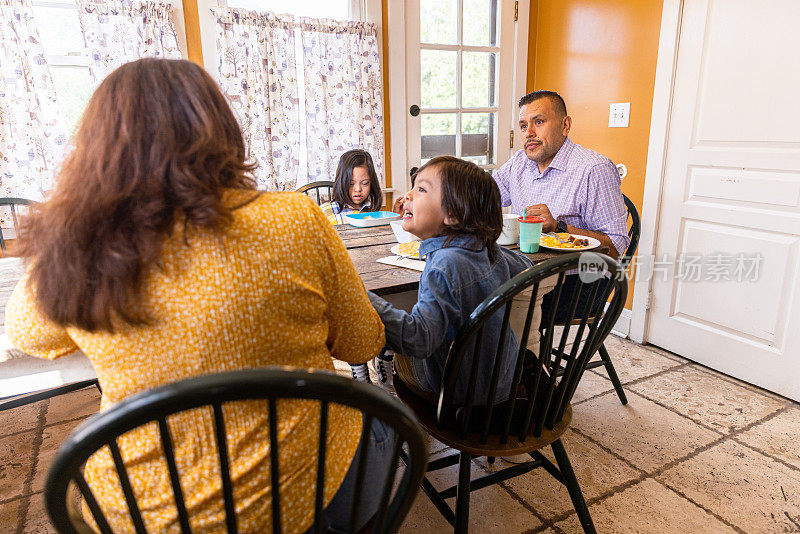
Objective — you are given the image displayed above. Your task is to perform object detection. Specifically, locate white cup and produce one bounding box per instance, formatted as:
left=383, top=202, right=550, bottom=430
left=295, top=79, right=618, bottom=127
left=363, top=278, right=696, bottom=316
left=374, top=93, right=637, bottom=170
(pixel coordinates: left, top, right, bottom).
left=497, top=213, right=519, bottom=246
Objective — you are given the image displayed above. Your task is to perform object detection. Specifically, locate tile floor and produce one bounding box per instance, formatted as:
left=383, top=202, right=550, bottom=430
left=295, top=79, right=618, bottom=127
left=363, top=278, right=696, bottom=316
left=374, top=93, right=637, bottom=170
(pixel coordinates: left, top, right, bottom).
left=1, top=335, right=799, bottom=533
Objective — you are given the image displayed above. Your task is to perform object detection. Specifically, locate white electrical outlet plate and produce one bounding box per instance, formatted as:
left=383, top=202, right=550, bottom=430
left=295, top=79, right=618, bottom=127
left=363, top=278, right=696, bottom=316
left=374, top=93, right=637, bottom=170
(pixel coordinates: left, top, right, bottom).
left=609, top=102, right=630, bottom=128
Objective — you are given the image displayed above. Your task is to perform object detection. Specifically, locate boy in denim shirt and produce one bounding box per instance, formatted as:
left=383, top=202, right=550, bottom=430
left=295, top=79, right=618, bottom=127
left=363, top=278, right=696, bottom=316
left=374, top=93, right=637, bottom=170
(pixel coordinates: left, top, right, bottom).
left=368, top=156, right=533, bottom=405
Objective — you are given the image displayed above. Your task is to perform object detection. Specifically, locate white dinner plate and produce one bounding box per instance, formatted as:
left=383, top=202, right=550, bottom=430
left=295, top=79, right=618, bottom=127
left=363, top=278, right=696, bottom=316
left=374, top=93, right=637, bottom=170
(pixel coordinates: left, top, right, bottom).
left=538, top=233, right=601, bottom=252
left=390, top=243, right=421, bottom=259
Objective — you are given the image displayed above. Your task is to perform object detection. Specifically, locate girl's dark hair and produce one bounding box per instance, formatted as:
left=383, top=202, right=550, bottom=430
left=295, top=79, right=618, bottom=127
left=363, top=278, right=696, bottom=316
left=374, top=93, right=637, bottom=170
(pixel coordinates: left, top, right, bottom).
left=416, top=156, right=502, bottom=261
left=17, top=58, right=258, bottom=332
left=332, top=149, right=382, bottom=210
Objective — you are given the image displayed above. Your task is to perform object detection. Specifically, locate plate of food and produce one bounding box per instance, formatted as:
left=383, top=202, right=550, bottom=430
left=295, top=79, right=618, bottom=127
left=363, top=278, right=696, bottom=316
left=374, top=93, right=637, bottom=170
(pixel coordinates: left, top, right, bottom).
left=345, top=211, right=402, bottom=227
left=539, top=233, right=601, bottom=251
left=390, top=241, right=422, bottom=259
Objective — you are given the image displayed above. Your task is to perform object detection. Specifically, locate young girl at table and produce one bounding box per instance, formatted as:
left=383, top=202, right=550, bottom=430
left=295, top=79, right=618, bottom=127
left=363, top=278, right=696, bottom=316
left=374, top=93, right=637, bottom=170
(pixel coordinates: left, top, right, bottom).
left=320, top=149, right=383, bottom=225
left=364, top=156, right=533, bottom=405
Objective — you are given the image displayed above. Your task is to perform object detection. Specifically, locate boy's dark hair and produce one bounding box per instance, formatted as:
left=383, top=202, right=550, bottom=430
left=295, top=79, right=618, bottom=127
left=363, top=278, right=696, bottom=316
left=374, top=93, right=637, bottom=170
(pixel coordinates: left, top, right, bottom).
left=416, top=155, right=502, bottom=261
left=518, top=90, right=568, bottom=117
left=333, top=149, right=382, bottom=210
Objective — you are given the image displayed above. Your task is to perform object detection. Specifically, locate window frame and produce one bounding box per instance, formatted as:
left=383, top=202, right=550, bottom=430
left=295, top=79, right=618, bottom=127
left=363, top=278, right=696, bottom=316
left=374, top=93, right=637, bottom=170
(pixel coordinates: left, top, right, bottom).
left=388, top=0, right=530, bottom=193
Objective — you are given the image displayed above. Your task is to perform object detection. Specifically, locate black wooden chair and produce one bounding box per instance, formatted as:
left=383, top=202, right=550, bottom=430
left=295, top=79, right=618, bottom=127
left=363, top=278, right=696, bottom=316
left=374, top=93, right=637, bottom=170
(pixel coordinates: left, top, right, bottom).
left=45, top=369, right=429, bottom=534
left=394, top=253, right=627, bottom=533
left=576, top=194, right=640, bottom=404
left=0, top=197, right=37, bottom=254
left=296, top=180, right=335, bottom=206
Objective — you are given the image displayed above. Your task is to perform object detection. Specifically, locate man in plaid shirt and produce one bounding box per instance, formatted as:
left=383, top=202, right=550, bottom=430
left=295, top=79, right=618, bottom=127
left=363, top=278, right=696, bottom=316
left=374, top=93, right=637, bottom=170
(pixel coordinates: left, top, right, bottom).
left=494, top=90, right=630, bottom=322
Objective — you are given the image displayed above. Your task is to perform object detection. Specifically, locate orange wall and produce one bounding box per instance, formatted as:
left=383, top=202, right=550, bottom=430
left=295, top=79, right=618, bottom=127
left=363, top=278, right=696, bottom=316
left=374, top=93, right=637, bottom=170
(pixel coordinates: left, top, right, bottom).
left=527, top=0, right=663, bottom=308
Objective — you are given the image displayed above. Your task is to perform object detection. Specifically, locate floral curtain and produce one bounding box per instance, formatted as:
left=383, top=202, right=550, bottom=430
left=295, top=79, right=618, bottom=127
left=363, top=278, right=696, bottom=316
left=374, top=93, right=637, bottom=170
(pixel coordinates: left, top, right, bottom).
left=77, top=0, right=181, bottom=85
left=0, top=0, right=68, bottom=206
left=299, top=18, right=385, bottom=187
left=214, top=8, right=299, bottom=191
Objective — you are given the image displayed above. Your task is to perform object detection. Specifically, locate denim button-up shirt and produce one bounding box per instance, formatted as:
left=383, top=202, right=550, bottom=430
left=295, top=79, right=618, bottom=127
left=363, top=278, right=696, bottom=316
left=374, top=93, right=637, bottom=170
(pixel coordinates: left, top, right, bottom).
left=368, top=235, right=533, bottom=404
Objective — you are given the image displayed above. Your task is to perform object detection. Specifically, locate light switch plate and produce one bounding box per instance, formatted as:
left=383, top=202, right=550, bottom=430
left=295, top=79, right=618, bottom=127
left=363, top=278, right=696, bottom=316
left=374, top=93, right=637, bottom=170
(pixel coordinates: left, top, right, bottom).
left=609, top=102, right=630, bottom=128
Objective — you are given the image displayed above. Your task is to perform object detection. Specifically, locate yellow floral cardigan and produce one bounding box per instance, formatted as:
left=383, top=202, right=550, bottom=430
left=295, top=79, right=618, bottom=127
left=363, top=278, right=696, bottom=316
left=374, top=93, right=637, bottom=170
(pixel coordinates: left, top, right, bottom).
left=6, top=190, right=385, bottom=533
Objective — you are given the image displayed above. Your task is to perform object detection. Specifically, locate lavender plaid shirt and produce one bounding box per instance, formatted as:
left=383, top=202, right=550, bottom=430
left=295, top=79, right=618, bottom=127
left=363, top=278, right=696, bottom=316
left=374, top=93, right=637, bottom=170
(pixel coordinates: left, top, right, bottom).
left=494, top=137, right=630, bottom=257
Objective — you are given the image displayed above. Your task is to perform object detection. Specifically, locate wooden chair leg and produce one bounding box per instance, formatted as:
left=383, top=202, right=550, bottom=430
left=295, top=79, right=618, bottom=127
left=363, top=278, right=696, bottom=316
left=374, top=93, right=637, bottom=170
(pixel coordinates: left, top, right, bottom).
left=551, top=439, right=596, bottom=534
left=454, top=452, right=472, bottom=534
left=598, top=343, right=628, bottom=405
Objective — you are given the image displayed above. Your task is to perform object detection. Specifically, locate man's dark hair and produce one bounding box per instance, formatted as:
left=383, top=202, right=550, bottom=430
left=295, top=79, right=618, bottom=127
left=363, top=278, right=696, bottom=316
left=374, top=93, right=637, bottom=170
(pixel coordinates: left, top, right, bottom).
left=333, top=149, right=382, bottom=210
left=518, top=90, right=568, bottom=117
left=416, top=155, right=502, bottom=261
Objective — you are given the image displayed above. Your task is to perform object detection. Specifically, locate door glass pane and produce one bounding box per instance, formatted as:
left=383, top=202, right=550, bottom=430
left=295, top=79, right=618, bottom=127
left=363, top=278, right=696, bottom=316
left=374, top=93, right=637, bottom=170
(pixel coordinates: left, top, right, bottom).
left=421, top=114, right=456, bottom=160
left=462, top=52, right=497, bottom=108
left=421, top=50, right=457, bottom=108
left=462, top=113, right=495, bottom=165
left=420, top=0, right=457, bottom=44
left=462, top=0, right=498, bottom=46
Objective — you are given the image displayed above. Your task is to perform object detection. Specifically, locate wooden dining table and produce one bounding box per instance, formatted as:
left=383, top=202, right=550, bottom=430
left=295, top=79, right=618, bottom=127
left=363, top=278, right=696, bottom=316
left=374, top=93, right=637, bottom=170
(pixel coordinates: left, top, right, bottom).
left=335, top=223, right=580, bottom=296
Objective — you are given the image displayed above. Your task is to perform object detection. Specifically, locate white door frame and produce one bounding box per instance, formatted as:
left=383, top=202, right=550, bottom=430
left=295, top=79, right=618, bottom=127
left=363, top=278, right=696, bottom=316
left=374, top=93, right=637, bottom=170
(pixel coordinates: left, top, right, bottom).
left=387, top=0, right=530, bottom=195
left=629, top=0, right=682, bottom=344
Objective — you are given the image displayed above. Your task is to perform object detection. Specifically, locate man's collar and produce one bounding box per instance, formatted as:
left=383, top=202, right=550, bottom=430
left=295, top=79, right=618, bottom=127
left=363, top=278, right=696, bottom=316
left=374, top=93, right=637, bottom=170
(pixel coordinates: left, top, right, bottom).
left=532, top=136, right=574, bottom=178
left=549, top=136, right=573, bottom=172
left=419, top=234, right=483, bottom=257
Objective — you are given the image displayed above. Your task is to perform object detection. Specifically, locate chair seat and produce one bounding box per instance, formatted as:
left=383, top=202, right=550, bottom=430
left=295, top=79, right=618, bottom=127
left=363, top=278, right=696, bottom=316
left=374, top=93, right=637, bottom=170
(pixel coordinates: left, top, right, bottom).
left=395, top=378, right=572, bottom=457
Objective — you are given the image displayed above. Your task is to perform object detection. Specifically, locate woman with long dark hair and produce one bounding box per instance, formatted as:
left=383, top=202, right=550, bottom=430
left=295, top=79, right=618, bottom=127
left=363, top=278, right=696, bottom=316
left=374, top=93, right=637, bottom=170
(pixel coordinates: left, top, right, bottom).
left=6, top=58, right=387, bottom=533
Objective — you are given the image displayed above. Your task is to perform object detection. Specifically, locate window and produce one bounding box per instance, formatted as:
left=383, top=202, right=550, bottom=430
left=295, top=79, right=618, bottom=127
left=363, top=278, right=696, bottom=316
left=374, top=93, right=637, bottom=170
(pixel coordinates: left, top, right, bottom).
left=31, top=0, right=94, bottom=134
left=220, top=0, right=380, bottom=188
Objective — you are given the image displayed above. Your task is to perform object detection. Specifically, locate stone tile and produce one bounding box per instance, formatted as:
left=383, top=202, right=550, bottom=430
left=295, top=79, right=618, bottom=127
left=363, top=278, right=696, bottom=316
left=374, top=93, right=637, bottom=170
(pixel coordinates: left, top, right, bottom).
left=628, top=365, right=786, bottom=434
left=571, top=391, right=720, bottom=472
left=0, top=398, right=47, bottom=437
left=686, top=363, right=792, bottom=404
left=31, top=420, right=85, bottom=495
left=736, top=406, right=800, bottom=469
left=499, top=429, right=640, bottom=522
left=571, top=371, right=613, bottom=405
left=399, top=457, right=542, bottom=533
left=549, top=478, right=737, bottom=534
left=44, top=387, right=100, bottom=427
left=658, top=439, right=800, bottom=532
left=597, top=335, right=685, bottom=383
left=0, top=430, right=36, bottom=500
left=0, top=494, right=24, bottom=533
left=21, top=492, right=56, bottom=534
left=552, top=325, right=591, bottom=350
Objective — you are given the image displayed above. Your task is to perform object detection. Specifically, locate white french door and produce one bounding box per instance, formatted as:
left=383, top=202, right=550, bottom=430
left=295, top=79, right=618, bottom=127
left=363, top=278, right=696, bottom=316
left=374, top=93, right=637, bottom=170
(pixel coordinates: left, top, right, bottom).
left=645, top=0, right=800, bottom=400
left=402, top=0, right=524, bottom=187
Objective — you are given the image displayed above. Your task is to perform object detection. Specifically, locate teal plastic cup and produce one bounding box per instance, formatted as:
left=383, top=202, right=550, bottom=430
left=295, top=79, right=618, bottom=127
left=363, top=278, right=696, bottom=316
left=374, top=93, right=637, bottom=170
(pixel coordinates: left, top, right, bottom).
left=518, top=215, right=545, bottom=253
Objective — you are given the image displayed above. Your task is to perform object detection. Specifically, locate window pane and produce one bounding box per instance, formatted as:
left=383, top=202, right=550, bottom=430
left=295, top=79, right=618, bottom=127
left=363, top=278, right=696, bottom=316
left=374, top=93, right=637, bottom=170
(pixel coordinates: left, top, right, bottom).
left=462, top=52, right=496, bottom=108
left=421, top=114, right=456, bottom=159
left=421, top=50, right=457, bottom=109
left=50, top=65, right=94, bottom=134
left=463, top=0, right=498, bottom=46
left=420, top=0, right=457, bottom=44
left=461, top=113, right=495, bottom=165
left=32, top=5, right=85, bottom=56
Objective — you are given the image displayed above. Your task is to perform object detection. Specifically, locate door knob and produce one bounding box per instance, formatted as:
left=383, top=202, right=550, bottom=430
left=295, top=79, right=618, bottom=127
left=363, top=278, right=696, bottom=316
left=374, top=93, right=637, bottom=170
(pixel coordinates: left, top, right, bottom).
left=409, top=105, right=420, bottom=117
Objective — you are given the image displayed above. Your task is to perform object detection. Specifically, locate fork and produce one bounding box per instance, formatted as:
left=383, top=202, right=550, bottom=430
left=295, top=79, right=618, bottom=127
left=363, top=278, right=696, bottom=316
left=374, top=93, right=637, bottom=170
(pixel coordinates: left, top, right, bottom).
left=543, top=232, right=569, bottom=244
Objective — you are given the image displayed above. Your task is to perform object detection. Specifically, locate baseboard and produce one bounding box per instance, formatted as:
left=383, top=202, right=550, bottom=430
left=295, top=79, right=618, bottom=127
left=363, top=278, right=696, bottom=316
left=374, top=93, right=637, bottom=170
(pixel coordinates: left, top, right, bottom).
left=611, top=308, right=632, bottom=338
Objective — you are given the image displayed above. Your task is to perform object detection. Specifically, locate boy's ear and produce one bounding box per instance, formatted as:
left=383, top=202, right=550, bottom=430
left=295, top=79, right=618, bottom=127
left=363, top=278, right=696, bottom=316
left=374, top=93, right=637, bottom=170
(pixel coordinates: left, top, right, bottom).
left=443, top=213, right=458, bottom=226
